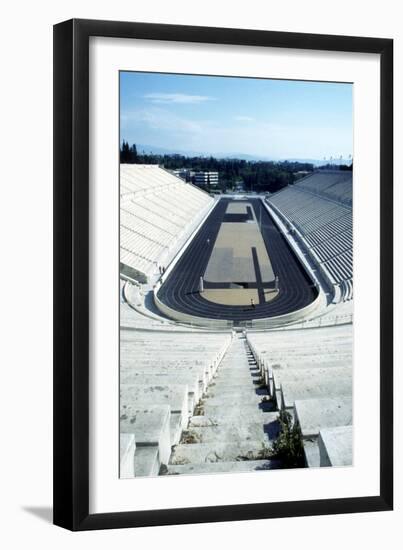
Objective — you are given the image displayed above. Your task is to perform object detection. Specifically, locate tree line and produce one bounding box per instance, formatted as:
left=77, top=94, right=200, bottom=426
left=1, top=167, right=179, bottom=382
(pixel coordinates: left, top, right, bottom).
left=120, top=141, right=350, bottom=193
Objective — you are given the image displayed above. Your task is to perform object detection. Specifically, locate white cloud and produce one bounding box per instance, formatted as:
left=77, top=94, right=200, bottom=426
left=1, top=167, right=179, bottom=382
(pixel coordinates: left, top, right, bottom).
left=123, top=107, right=206, bottom=134
left=234, top=115, right=254, bottom=122
left=144, top=93, right=215, bottom=104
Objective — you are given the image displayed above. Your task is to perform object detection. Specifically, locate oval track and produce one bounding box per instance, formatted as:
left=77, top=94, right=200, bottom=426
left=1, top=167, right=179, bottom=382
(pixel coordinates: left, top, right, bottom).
left=157, top=198, right=317, bottom=323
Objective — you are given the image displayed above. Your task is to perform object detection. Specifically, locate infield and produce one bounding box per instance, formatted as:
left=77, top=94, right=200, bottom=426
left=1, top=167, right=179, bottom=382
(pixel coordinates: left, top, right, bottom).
left=204, top=221, right=275, bottom=285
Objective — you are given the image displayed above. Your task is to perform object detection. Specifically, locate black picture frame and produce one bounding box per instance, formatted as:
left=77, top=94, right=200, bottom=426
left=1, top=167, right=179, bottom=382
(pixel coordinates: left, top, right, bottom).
left=53, top=18, right=393, bottom=531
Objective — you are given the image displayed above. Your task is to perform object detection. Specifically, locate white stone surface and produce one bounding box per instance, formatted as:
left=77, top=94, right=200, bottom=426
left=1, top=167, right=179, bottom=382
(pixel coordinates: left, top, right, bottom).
left=120, top=384, right=189, bottom=424
left=120, top=405, right=171, bottom=467
left=170, top=440, right=272, bottom=465
left=294, top=396, right=353, bottom=437
left=121, top=371, right=201, bottom=402
left=281, top=378, right=352, bottom=410
left=319, top=425, right=353, bottom=467
left=166, top=459, right=280, bottom=475
left=133, top=446, right=160, bottom=477
left=120, top=164, right=213, bottom=280
left=119, top=433, right=136, bottom=479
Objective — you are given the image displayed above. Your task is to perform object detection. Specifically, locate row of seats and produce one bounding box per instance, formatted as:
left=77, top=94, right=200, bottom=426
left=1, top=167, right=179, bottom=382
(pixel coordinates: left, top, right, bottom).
left=120, top=164, right=214, bottom=281
left=267, top=172, right=353, bottom=299
left=121, top=226, right=167, bottom=262
left=246, top=325, right=353, bottom=467
left=311, top=228, right=352, bottom=262
left=322, top=249, right=353, bottom=283
left=304, top=213, right=352, bottom=249
left=272, top=187, right=351, bottom=235
left=297, top=170, right=352, bottom=204
left=120, top=248, right=155, bottom=276
left=120, top=330, right=233, bottom=477
left=121, top=210, right=176, bottom=244
left=120, top=164, right=179, bottom=195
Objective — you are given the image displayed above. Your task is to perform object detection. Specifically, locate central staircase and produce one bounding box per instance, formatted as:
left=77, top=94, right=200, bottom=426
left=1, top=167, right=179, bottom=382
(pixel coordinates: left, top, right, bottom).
left=166, top=333, right=281, bottom=475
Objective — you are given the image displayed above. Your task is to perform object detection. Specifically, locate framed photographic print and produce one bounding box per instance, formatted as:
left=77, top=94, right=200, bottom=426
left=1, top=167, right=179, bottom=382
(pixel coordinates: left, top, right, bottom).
left=53, top=19, right=393, bottom=530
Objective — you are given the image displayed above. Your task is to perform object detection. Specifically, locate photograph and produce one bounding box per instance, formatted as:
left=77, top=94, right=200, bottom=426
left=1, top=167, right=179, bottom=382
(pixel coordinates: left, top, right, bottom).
left=119, top=71, right=353, bottom=478
left=0, top=0, right=396, bottom=541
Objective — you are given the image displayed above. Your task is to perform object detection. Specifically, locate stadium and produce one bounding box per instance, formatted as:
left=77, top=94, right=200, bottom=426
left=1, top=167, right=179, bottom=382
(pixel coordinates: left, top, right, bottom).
left=120, top=164, right=353, bottom=477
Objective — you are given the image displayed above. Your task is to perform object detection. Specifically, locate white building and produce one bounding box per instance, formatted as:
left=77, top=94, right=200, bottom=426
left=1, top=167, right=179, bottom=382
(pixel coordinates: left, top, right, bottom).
left=171, top=168, right=193, bottom=182
left=194, top=171, right=219, bottom=189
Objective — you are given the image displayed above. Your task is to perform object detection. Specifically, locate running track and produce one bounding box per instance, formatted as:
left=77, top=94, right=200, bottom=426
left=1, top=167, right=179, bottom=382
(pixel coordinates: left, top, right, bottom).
left=157, top=198, right=317, bottom=323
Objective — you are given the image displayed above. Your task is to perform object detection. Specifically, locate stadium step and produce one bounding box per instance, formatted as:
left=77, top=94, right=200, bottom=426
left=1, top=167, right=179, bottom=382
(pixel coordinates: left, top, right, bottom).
left=167, top=333, right=278, bottom=474
left=169, top=440, right=272, bottom=465
left=181, top=422, right=273, bottom=445
left=197, top=402, right=275, bottom=418
left=121, top=405, right=171, bottom=464
left=134, top=446, right=160, bottom=477
left=202, top=393, right=269, bottom=408
left=318, top=425, right=353, bottom=467
left=165, top=459, right=280, bottom=475
left=303, top=439, right=320, bottom=468
left=294, top=396, right=352, bottom=438
left=204, top=385, right=268, bottom=398
left=209, top=377, right=263, bottom=389
left=188, top=411, right=279, bottom=427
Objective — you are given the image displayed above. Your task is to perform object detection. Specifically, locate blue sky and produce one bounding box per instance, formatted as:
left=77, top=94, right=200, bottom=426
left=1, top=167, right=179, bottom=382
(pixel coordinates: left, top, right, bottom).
left=120, top=71, right=353, bottom=160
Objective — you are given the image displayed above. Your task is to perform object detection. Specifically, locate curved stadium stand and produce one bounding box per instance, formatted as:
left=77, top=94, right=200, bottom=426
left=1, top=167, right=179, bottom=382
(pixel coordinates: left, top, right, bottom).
left=119, top=165, right=354, bottom=477
left=267, top=170, right=353, bottom=302
left=120, top=164, right=214, bottom=283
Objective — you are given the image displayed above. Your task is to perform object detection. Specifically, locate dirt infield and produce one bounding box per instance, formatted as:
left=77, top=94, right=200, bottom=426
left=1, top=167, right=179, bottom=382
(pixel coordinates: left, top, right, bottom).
left=226, top=202, right=254, bottom=215
left=204, top=221, right=275, bottom=284
left=202, top=201, right=276, bottom=306
left=203, top=288, right=259, bottom=306
left=203, top=288, right=279, bottom=306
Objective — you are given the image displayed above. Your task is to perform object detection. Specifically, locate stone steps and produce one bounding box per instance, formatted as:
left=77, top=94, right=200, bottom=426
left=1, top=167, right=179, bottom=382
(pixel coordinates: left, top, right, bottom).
left=133, top=446, right=160, bottom=477
left=294, top=396, right=352, bottom=438
left=303, top=439, right=320, bottom=468
left=168, top=335, right=277, bottom=474
left=120, top=405, right=171, bottom=463
left=182, top=422, right=273, bottom=445
left=212, top=372, right=262, bottom=382
left=120, top=384, right=190, bottom=421
left=209, top=380, right=263, bottom=391
left=165, top=459, right=280, bottom=475
left=204, top=386, right=268, bottom=398
left=170, top=440, right=272, bottom=465
left=194, top=401, right=275, bottom=417
left=189, top=411, right=279, bottom=427
left=121, top=372, right=202, bottom=401
left=217, top=365, right=253, bottom=373
left=202, top=394, right=266, bottom=408
left=318, top=425, right=353, bottom=467
left=281, top=379, right=352, bottom=409
left=120, top=434, right=136, bottom=479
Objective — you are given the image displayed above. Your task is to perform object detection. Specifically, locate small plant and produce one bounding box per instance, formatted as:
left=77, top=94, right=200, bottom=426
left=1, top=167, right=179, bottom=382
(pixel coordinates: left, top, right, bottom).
left=269, top=410, right=305, bottom=468
left=236, top=445, right=271, bottom=462
left=180, top=430, right=201, bottom=444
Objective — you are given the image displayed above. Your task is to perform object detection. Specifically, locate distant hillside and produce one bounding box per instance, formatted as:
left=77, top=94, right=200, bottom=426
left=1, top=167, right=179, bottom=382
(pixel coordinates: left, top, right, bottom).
left=130, top=143, right=351, bottom=167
